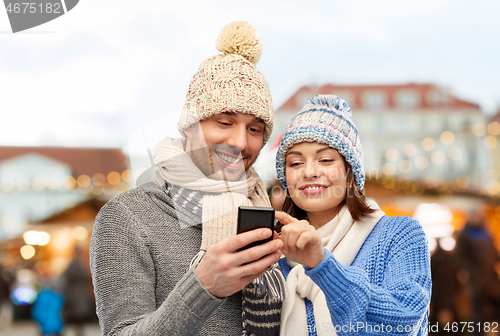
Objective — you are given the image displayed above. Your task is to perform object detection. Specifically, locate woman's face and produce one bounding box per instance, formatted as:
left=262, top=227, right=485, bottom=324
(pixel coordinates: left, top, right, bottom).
left=285, top=142, right=347, bottom=218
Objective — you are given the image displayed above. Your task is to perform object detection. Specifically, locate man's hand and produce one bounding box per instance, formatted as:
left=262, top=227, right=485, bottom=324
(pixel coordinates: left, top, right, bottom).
left=195, top=228, right=283, bottom=298
left=275, top=211, right=324, bottom=269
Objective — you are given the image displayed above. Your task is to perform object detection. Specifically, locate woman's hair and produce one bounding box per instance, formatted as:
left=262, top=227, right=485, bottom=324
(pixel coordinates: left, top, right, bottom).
left=281, top=160, right=375, bottom=223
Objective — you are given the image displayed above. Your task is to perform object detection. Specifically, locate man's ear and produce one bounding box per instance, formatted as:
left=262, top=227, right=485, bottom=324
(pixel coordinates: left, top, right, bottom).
left=184, top=125, right=193, bottom=137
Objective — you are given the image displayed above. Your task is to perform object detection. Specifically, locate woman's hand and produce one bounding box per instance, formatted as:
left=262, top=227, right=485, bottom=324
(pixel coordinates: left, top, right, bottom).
left=275, top=211, right=325, bottom=269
